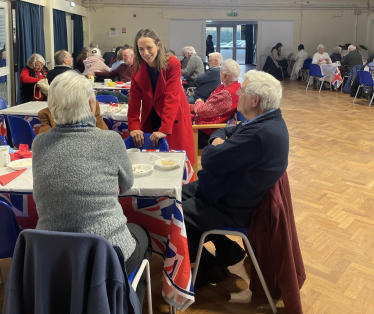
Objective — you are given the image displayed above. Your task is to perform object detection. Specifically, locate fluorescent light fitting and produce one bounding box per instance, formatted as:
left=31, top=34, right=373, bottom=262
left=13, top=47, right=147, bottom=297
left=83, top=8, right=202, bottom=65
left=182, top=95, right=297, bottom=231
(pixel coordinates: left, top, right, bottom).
left=70, top=2, right=76, bottom=7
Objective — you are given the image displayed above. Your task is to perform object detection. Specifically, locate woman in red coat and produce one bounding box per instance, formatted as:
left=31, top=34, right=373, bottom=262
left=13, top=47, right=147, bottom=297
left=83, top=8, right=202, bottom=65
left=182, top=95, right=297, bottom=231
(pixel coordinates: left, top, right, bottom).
left=128, top=29, right=195, bottom=166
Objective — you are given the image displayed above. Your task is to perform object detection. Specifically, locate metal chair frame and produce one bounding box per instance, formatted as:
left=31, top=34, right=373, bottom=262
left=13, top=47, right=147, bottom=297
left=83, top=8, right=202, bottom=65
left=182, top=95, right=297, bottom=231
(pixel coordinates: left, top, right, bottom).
left=191, top=228, right=277, bottom=314
left=353, top=71, right=374, bottom=107
left=306, top=64, right=331, bottom=93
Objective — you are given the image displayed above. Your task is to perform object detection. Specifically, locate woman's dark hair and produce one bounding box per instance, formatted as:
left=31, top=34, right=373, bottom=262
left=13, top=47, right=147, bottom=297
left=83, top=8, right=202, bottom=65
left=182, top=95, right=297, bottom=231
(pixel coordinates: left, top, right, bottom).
left=207, top=35, right=213, bottom=40
left=113, top=46, right=122, bottom=61
left=271, top=43, right=283, bottom=52
left=133, top=28, right=171, bottom=73
left=298, top=44, right=304, bottom=51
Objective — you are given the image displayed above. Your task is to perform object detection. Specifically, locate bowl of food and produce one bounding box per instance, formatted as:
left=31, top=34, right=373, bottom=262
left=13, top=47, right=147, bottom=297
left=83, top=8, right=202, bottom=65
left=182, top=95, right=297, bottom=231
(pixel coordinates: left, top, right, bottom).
left=116, top=81, right=124, bottom=85
left=132, top=164, right=153, bottom=177
left=107, top=81, right=115, bottom=87
left=7, top=158, right=32, bottom=170
left=155, top=157, right=181, bottom=170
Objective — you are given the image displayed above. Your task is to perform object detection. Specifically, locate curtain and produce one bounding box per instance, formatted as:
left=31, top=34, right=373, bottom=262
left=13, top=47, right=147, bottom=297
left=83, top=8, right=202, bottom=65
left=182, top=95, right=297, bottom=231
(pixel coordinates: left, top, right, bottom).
left=16, top=0, right=46, bottom=104
left=53, top=9, right=68, bottom=52
left=72, top=15, right=83, bottom=64
left=253, top=25, right=258, bottom=65
left=245, top=25, right=254, bottom=65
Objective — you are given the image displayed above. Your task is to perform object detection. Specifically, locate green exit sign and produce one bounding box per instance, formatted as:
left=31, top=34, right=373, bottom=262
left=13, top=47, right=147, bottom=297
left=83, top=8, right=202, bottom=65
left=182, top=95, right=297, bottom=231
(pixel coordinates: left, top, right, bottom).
left=227, top=12, right=238, bottom=16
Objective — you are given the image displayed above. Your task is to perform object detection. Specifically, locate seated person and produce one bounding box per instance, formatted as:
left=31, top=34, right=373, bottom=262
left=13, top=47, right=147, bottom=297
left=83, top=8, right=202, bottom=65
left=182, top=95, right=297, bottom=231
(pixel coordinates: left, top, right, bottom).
left=271, top=42, right=289, bottom=78
left=180, top=46, right=189, bottom=69
left=330, top=46, right=342, bottom=63
left=290, top=44, right=309, bottom=80
left=312, top=44, right=332, bottom=65
left=47, top=49, right=80, bottom=84
left=109, top=46, right=123, bottom=67
left=181, top=46, right=205, bottom=87
left=111, top=48, right=124, bottom=71
left=182, top=70, right=289, bottom=287
left=94, top=49, right=134, bottom=82
left=74, top=47, right=90, bottom=73
left=341, top=45, right=363, bottom=74
left=190, top=59, right=240, bottom=147
left=82, top=48, right=110, bottom=75
left=187, top=52, right=222, bottom=104
left=32, top=70, right=151, bottom=305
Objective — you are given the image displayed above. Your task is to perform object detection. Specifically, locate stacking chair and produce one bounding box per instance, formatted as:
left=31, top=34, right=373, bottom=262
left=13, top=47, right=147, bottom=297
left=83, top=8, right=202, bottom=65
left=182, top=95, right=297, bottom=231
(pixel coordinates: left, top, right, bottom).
left=3, top=230, right=150, bottom=314
left=0, top=201, right=22, bottom=284
left=353, top=70, right=374, bottom=106
left=306, top=64, right=331, bottom=93
left=125, top=133, right=169, bottom=151
left=191, top=227, right=277, bottom=314
left=103, top=117, right=113, bottom=130
left=96, top=94, right=119, bottom=103
left=299, top=58, right=312, bottom=81
left=0, top=134, right=7, bottom=145
left=6, top=115, right=35, bottom=149
left=0, top=59, right=7, bottom=98
left=0, top=96, right=7, bottom=109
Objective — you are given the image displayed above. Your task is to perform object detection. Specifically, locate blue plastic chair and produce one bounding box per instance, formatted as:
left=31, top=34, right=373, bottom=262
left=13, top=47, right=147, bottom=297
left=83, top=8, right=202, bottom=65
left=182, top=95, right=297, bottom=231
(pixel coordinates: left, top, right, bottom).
left=7, top=115, right=35, bottom=149
left=0, top=97, right=7, bottom=109
left=103, top=117, right=113, bottom=130
left=125, top=133, right=169, bottom=151
left=96, top=95, right=119, bottom=103
left=0, top=134, right=7, bottom=145
left=191, top=226, right=277, bottom=314
left=0, top=59, right=6, bottom=98
left=299, top=58, right=312, bottom=81
left=353, top=71, right=374, bottom=106
left=306, top=63, right=331, bottom=93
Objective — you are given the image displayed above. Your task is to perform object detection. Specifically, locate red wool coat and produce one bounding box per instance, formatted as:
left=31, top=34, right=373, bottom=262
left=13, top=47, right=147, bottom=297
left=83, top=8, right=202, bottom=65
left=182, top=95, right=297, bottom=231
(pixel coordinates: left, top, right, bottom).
left=128, top=56, right=195, bottom=166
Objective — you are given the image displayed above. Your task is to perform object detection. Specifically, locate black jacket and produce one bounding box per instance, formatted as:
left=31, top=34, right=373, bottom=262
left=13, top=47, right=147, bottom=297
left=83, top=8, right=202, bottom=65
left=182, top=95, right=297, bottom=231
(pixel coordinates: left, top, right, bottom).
left=198, top=109, right=289, bottom=215
left=193, top=66, right=221, bottom=101
left=262, top=56, right=283, bottom=80
left=341, top=50, right=363, bottom=72
left=47, top=65, right=81, bottom=84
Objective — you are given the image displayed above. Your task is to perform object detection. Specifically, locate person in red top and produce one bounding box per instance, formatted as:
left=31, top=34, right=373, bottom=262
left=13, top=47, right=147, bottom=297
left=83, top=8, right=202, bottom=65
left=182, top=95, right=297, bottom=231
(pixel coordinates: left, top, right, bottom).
left=20, top=53, right=49, bottom=103
left=190, top=59, right=240, bottom=147
left=128, top=29, right=195, bottom=166
left=74, top=47, right=90, bottom=73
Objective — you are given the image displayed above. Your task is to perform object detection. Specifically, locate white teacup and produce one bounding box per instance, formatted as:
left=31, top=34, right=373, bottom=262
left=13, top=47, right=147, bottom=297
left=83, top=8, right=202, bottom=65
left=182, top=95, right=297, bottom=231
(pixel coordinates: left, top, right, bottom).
left=104, top=79, right=112, bottom=86
left=127, top=148, right=140, bottom=164
left=0, top=146, right=11, bottom=167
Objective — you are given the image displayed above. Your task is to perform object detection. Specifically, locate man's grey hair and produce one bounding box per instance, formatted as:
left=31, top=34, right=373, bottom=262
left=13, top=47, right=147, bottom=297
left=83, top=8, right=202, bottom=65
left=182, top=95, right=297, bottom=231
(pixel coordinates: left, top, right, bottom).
left=243, top=70, right=282, bottom=112
left=54, top=50, right=69, bottom=65
left=185, top=46, right=196, bottom=55
left=208, top=52, right=222, bottom=65
left=348, top=45, right=356, bottom=52
left=221, top=59, right=240, bottom=83
left=89, top=42, right=97, bottom=48
left=125, top=48, right=134, bottom=57
left=317, top=44, right=325, bottom=51
left=48, top=71, right=96, bottom=125
left=26, top=53, right=46, bottom=69
left=333, top=46, right=342, bottom=54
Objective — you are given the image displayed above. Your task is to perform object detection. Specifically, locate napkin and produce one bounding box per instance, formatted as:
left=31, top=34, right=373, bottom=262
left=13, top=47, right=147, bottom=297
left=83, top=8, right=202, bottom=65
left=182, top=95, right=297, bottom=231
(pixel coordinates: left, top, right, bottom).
left=10, top=144, right=33, bottom=161
left=0, top=168, right=26, bottom=186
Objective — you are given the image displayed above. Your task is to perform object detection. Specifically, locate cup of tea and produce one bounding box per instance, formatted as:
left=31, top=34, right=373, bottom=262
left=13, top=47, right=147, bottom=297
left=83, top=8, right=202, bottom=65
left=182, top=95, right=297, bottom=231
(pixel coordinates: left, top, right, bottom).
left=127, top=148, right=140, bottom=164
left=104, top=79, right=112, bottom=86
left=0, top=146, right=11, bottom=167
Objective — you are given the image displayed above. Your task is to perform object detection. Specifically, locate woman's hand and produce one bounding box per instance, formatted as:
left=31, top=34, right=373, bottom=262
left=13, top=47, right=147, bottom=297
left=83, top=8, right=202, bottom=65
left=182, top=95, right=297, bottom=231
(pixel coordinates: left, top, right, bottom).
left=150, top=132, right=167, bottom=147
left=130, top=130, right=144, bottom=147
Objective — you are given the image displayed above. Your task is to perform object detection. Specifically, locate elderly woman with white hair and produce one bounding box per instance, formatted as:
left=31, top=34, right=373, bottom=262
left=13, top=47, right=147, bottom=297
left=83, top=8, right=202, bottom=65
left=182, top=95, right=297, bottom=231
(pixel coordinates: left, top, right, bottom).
left=182, top=70, right=289, bottom=287
left=181, top=46, right=205, bottom=87
left=312, top=44, right=332, bottom=65
left=32, top=70, right=151, bottom=305
left=330, top=46, right=342, bottom=63
left=82, top=48, right=110, bottom=75
left=20, top=53, right=49, bottom=102
left=190, top=59, right=240, bottom=147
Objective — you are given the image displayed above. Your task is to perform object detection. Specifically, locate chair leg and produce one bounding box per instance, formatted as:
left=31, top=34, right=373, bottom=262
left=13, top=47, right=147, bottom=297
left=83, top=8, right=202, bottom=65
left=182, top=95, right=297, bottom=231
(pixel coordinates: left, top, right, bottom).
left=242, top=236, right=277, bottom=314
left=191, top=232, right=209, bottom=285
left=319, top=77, right=324, bottom=93
left=0, top=267, right=3, bottom=284
left=369, top=91, right=374, bottom=107
left=306, top=76, right=311, bottom=91
left=145, top=261, right=153, bottom=314
left=353, top=86, right=361, bottom=104
left=169, top=305, right=177, bottom=314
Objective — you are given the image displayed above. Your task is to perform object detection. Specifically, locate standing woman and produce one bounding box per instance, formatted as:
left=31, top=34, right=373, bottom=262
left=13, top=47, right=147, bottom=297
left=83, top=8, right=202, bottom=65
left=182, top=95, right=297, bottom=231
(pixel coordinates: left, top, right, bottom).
left=128, top=29, right=195, bottom=166
left=271, top=43, right=288, bottom=78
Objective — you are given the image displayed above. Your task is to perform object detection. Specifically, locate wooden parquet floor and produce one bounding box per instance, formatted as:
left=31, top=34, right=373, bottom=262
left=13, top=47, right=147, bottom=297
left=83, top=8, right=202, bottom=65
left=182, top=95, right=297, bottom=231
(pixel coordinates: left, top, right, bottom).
left=1, top=80, right=374, bottom=314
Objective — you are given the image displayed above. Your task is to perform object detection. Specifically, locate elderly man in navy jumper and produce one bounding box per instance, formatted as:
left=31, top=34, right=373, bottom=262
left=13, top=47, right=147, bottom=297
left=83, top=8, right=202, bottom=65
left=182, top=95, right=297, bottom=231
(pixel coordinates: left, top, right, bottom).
left=182, top=70, right=289, bottom=287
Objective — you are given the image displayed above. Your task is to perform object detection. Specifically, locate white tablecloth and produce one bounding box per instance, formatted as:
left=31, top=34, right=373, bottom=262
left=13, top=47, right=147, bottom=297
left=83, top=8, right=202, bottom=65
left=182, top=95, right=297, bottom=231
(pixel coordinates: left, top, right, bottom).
left=92, top=82, right=130, bottom=90
left=321, top=63, right=339, bottom=76
left=0, top=152, right=186, bottom=200
left=0, top=102, right=128, bottom=122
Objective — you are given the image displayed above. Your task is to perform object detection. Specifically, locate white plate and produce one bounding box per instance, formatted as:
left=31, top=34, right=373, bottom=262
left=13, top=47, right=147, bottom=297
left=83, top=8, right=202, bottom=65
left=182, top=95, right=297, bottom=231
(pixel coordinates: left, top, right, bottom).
left=132, top=164, right=153, bottom=177
left=7, top=158, right=32, bottom=170
left=155, top=157, right=181, bottom=170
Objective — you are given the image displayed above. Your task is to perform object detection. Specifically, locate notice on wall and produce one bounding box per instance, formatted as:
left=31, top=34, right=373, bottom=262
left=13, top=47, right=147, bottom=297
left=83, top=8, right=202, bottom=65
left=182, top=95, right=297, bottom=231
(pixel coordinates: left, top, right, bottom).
left=109, top=30, right=118, bottom=37
left=122, top=27, right=126, bottom=33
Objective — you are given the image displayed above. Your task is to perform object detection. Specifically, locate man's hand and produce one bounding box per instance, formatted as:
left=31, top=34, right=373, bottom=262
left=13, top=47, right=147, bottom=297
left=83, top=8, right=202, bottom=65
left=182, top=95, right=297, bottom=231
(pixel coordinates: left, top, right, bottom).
left=130, top=130, right=144, bottom=147
left=212, top=137, right=225, bottom=146
left=150, top=131, right=167, bottom=147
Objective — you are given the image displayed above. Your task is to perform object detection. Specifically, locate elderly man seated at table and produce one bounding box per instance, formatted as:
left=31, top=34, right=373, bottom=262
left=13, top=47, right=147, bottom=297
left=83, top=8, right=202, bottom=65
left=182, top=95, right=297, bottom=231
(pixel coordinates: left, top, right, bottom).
left=93, top=48, right=134, bottom=82
left=190, top=59, right=240, bottom=147
left=32, top=70, right=151, bottom=305
left=181, top=46, right=205, bottom=87
left=47, top=50, right=80, bottom=84
left=182, top=70, right=289, bottom=287
left=341, top=45, right=363, bottom=74
left=187, top=52, right=222, bottom=104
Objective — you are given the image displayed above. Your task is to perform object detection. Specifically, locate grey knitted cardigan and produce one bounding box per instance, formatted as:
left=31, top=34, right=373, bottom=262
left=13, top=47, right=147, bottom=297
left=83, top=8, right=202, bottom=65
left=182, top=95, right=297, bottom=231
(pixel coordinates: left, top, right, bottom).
left=181, top=54, right=205, bottom=82
left=32, top=115, right=136, bottom=260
